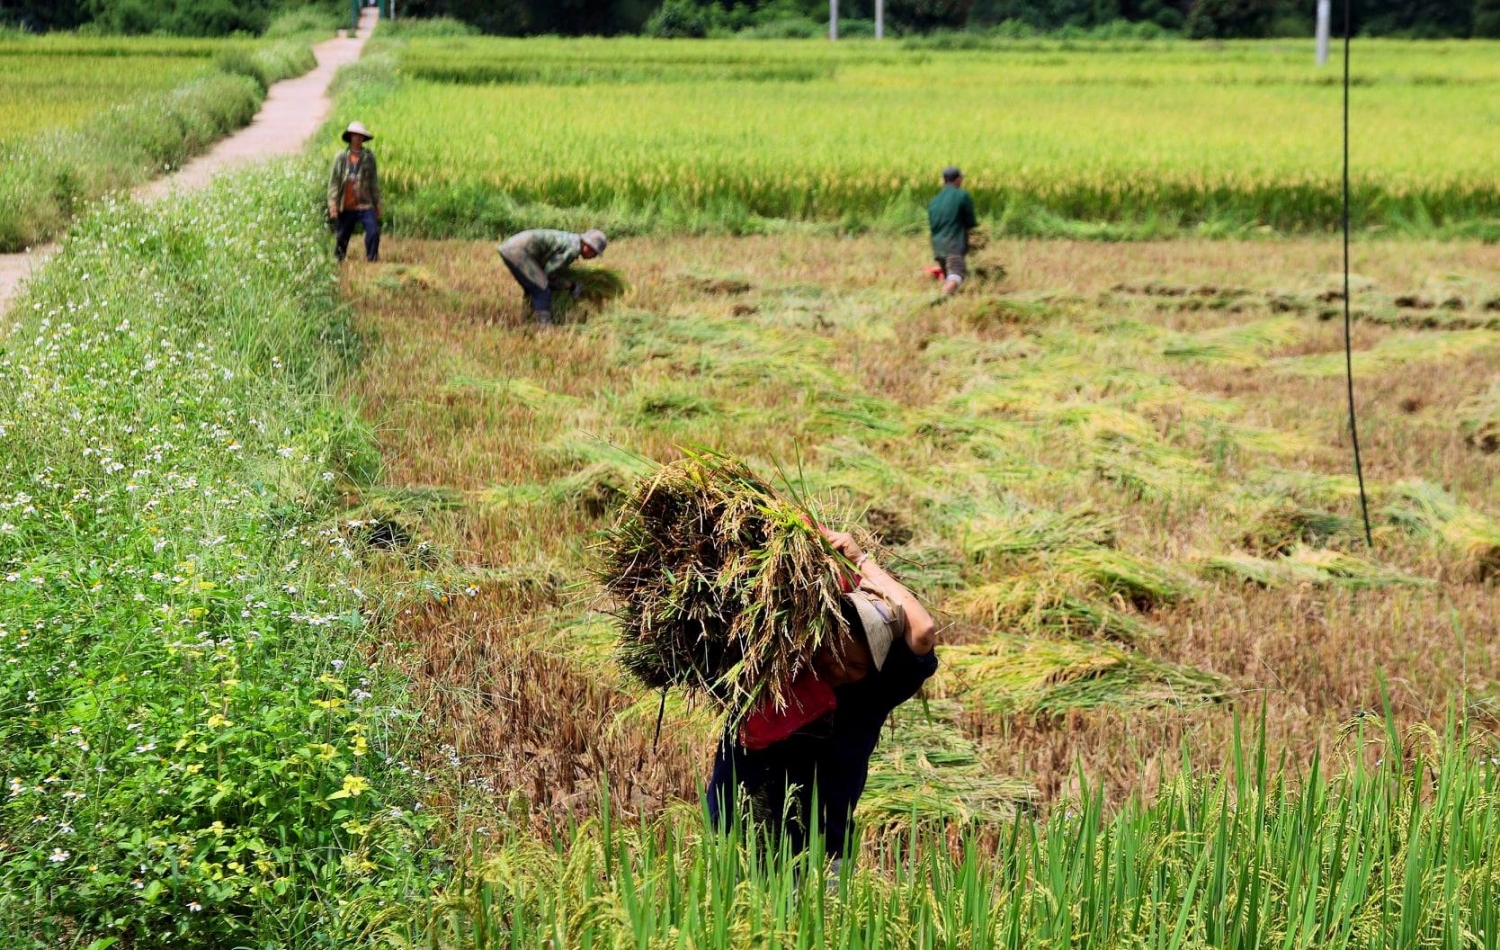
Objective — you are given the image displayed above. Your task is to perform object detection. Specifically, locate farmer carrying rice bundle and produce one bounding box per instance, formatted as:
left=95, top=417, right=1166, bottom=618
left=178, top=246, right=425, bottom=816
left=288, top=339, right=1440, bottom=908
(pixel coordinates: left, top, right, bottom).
left=598, top=451, right=937, bottom=860
left=497, top=228, right=608, bottom=326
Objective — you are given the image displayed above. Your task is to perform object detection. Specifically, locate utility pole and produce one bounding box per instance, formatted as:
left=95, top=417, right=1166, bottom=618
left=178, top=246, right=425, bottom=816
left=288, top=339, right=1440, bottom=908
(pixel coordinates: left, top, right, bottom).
left=830, top=0, right=838, bottom=40
left=875, top=0, right=884, bottom=39
left=1315, top=0, right=1331, bottom=65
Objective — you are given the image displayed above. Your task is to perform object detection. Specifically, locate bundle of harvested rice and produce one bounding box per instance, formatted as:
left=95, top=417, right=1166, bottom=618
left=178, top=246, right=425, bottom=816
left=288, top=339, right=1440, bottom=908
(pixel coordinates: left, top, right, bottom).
left=598, top=450, right=852, bottom=719
left=1199, top=548, right=1430, bottom=589
left=954, top=576, right=1156, bottom=644
left=1459, top=379, right=1500, bottom=453
left=1384, top=480, right=1500, bottom=580
left=554, top=266, right=629, bottom=319
left=936, top=633, right=1224, bottom=716
left=1238, top=498, right=1352, bottom=556
left=861, top=701, right=1036, bottom=838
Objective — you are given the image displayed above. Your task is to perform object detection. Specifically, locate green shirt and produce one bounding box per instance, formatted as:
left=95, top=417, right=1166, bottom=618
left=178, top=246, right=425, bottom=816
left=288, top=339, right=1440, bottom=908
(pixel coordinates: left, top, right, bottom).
left=928, top=185, right=977, bottom=258
left=499, top=229, right=582, bottom=280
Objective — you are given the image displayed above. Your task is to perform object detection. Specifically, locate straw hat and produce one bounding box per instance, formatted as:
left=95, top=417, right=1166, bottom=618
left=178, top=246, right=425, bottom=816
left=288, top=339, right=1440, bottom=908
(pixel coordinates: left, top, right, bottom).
left=844, top=590, right=905, bottom=671
left=342, top=121, right=374, bottom=143
left=581, top=229, right=608, bottom=255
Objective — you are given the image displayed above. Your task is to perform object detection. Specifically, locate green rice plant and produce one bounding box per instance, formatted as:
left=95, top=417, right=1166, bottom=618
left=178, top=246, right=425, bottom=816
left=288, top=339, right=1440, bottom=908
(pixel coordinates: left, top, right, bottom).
left=1199, top=547, right=1431, bottom=589
left=860, top=701, right=1037, bottom=837
left=1459, top=378, right=1500, bottom=453
left=1384, top=480, right=1500, bottom=580
left=938, top=633, right=1225, bottom=715
left=596, top=450, right=852, bottom=721
left=341, top=37, right=1500, bottom=238
left=399, top=724, right=1500, bottom=949
left=953, top=575, right=1158, bottom=644
left=0, top=36, right=317, bottom=250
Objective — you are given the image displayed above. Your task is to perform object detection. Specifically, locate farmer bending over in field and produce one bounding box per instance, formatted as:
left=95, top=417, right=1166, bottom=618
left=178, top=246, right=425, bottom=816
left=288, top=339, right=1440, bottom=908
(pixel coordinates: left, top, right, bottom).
left=497, top=228, right=608, bottom=326
left=927, top=166, right=977, bottom=295
left=707, top=527, right=937, bottom=862
left=327, top=122, right=382, bottom=263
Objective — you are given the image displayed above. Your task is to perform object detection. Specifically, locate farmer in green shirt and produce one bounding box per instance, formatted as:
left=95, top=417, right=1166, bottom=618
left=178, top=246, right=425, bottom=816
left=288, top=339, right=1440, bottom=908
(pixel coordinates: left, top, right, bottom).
left=497, top=228, right=608, bottom=326
left=327, top=121, right=382, bottom=263
left=927, top=166, right=977, bottom=295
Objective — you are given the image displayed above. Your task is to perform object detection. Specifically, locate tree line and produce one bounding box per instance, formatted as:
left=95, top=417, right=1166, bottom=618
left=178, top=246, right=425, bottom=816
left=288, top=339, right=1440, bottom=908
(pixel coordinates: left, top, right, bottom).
left=4, top=0, right=1497, bottom=38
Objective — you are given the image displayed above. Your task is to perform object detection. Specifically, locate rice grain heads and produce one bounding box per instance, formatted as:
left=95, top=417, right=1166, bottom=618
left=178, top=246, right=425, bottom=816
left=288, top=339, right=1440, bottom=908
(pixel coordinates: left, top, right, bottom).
left=598, top=451, right=850, bottom=721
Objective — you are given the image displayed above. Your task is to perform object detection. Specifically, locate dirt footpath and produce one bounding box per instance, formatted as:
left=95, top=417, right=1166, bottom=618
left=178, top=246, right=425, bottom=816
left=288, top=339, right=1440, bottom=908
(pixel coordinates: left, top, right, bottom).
left=0, top=7, right=376, bottom=313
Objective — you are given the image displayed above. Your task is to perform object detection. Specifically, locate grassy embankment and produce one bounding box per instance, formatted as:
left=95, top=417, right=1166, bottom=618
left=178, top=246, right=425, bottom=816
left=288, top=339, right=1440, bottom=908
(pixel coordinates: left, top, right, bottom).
left=335, top=34, right=1500, bottom=241
left=0, top=34, right=319, bottom=252
left=0, top=167, right=434, bottom=947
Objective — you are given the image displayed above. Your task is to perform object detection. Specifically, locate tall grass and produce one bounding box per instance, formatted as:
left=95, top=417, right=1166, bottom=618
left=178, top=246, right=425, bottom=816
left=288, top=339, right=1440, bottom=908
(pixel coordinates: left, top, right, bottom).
left=0, top=164, right=433, bottom=945
left=401, top=724, right=1500, bottom=948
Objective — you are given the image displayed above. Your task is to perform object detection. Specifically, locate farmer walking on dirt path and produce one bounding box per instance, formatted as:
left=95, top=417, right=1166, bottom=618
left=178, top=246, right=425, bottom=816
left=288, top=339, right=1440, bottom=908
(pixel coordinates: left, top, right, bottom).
left=497, top=228, right=608, bottom=326
left=707, top=527, right=937, bottom=863
left=928, top=166, right=977, bottom=295
left=327, top=121, right=382, bottom=263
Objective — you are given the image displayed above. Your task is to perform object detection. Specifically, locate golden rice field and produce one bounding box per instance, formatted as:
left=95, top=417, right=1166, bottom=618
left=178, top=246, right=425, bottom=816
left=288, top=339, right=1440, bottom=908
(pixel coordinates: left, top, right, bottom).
left=342, top=35, right=1500, bottom=239
left=0, top=38, right=226, bottom=142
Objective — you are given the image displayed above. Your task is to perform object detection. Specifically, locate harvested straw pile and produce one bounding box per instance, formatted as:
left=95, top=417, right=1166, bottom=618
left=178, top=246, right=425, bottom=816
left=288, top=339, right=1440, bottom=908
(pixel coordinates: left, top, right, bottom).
left=1459, top=380, right=1500, bottom=453
left=938, top=633, right=1224, bottom=716
left=1198, top=548, right=1430, bottom=589
left=1385, top=481, right=1500, bottom=580
left=598, top=451, right=851, bottom=719
left=861, top=701, right=1036, bottom=837
left=555, top=266, right=629, bottom=319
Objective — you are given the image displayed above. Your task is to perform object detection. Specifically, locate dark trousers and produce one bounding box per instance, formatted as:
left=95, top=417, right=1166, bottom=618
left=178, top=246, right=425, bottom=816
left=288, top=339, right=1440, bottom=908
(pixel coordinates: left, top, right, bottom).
left=335, top=208, right=380, bottom=262
left=502, top=257, right=552, bottom=314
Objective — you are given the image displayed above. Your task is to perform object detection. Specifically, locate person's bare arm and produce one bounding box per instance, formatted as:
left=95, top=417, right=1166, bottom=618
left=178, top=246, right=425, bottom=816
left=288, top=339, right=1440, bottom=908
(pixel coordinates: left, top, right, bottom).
left=821, top=529, right=937, bottom=656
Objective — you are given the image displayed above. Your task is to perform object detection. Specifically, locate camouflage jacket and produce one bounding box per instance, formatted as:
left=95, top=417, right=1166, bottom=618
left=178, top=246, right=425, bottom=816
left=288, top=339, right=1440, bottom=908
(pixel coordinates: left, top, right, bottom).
left=497, top=230, right=583, bottom=284
left=327, top=148, right=381, bottom=212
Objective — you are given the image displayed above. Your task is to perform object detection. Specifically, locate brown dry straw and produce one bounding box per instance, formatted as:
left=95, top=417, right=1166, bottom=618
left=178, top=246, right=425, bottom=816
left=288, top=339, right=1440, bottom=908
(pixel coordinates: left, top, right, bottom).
left=597, top=450, right=852, bottom=723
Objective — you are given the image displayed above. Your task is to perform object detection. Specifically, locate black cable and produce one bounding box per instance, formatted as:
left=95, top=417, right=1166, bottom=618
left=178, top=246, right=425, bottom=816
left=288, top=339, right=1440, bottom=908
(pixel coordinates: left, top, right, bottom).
left=1343, top=0, right=1375, bottom=548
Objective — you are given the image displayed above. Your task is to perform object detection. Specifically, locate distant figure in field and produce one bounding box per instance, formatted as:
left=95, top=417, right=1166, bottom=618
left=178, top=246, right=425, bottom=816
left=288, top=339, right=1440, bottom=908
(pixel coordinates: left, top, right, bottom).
left=497, top=228, right=608, bottom=326
left=327, top=121, right=381, bottom=263
left=927, top=166, right=977, bottom=295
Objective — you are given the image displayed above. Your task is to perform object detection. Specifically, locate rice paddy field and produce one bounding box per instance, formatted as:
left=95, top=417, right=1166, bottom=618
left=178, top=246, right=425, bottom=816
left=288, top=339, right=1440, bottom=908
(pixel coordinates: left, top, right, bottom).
left=335, top=227, right=1500, bottom=942
left=341, top=34, right=1500, bottom=239
left=0, top=35, right=316, bottom=250
left=6, top=23, right=1500, bottom=949
left=0, top=39, right=221, bottom=142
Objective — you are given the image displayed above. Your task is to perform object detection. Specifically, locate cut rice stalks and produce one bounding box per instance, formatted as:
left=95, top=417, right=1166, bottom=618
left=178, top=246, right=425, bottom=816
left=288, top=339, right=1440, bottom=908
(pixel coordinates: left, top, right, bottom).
left=1459, top=378, right=1500, bottom=453
left=861, top=700, right=1037, bottom=838
left=1384, top=480, right=1500, bottom=580
left=1274, top=330, right=1499, bottom=378
left=1198, top=547, right=1431, bottom=589
left=953, top=576, right=1157, bottom=645
left=937, top=633, right=1225, bottom=716
left=1238, top=498, right=1354, bottom=555
left=596, top=450, right=852, bottom=721
left=1161, top=316, right=1302, bottom=366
